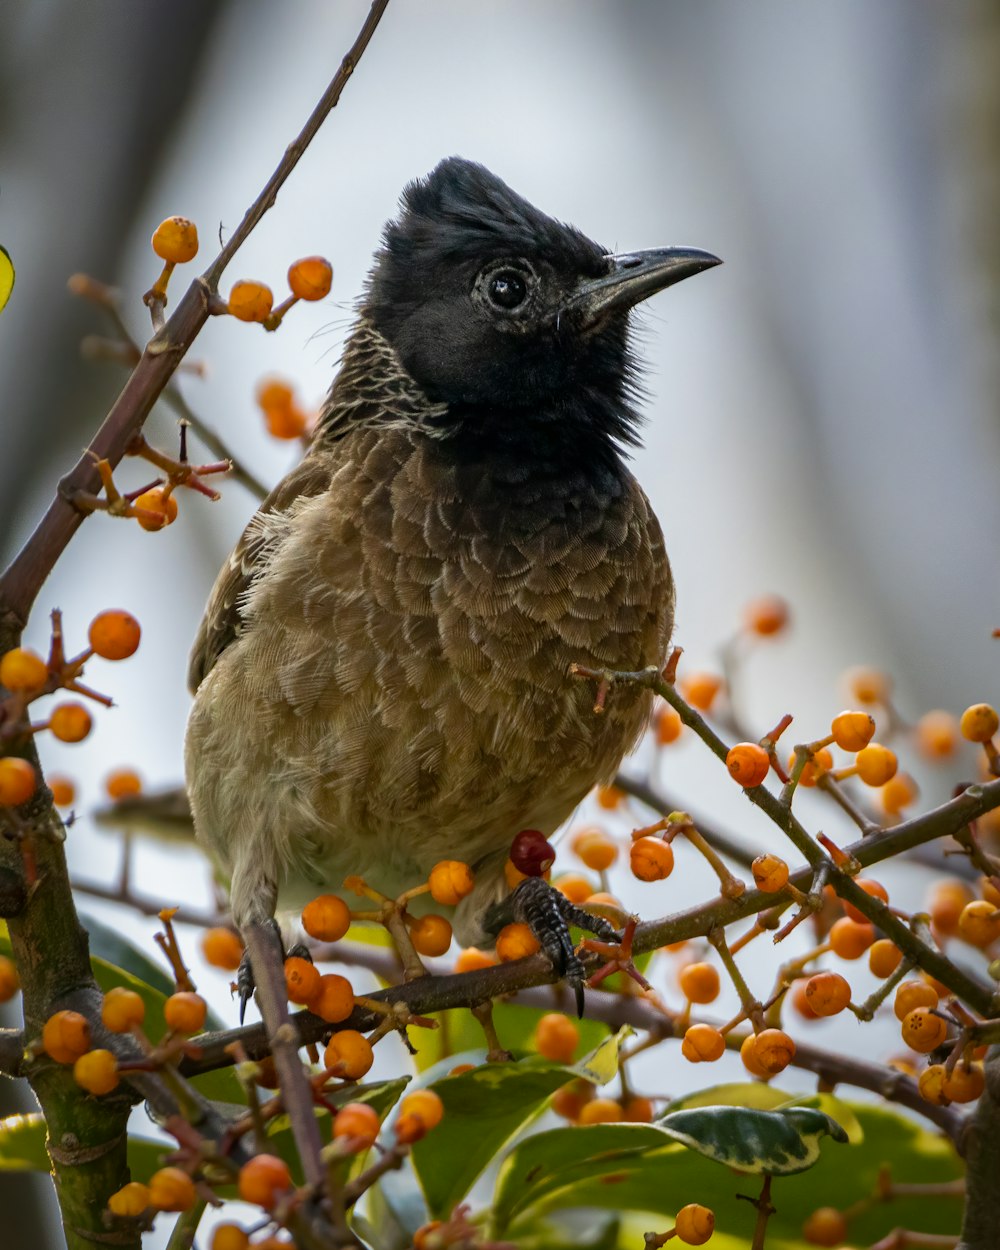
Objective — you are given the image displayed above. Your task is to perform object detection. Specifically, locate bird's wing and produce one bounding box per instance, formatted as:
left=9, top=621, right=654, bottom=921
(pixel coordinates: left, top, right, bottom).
left=187, top=454, right=332, bottom=693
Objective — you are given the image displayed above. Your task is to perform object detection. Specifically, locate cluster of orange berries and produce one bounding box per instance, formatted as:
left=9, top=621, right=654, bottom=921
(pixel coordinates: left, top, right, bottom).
left=0, top=610, right=141, bottom=809
left=255, top=377, right=313, bottom=441
left=228, top=257, right=333, bottom=329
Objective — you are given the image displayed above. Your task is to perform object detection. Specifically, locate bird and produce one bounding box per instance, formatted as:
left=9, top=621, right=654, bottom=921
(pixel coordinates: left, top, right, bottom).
left=184, top=157, right=720, bottom=1010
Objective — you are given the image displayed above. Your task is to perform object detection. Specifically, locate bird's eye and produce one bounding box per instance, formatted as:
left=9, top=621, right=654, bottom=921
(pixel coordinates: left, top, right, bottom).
left=486, top=269, right=527, bottom=310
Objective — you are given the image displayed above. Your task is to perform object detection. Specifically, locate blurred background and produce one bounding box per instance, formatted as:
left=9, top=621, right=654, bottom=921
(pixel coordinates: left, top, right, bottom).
left=1, top=1, right=999, bottom=1245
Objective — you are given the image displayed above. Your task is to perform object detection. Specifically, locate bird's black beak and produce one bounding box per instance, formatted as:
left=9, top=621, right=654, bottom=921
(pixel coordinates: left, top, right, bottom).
left=567, top=246, right=722, bottom=325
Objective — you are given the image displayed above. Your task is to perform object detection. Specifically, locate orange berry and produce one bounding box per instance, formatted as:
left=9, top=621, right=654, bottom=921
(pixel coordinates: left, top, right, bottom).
left=630, top=837, right=674, bottom=882
left=842, top=878, right=889, bottom=923
left=791, top=978, right=819, bottom=1020
left=237, top=1154, right=291, bottom=1208
left=211, top=1225, right=251, bottom=1250
left=655, top=705, right=683, bottom=745
left=149, top=1165, right=196, bottom=1212
left=751, top=1028, right=796, bottom=1076
left=675, top=1203, right=714, bottom=1245
left=918, top=1064, right=949, bottom=1106
left=681, top=1023, right=725, bottom=1063
left=572, top=829, right=618, bottom=871
left=928, top=880, right=974, bottom=937
left=726, top=742, right=770, bottom=788
left=791, top=747, right=833, bottom=787
left=880, top=772, right=919, bottom=815
left=0, top=647, right=48, bottom=691
left=0, top=956, right=19, bottom=1003
left=332, top=1101, right=380, bottom=1147
left=49, top=776, right=75, bottom=807
left=961, top=703, right=1000, bottom=743
left=496, top=922, right=541, bottom=962
left=958, top=899, right=1000, bottom=948
left=586, top=890, right=623, bottom=910
left=802, top=1206, right=848, bottom=1246
left=901, top=1007, right=948, bottom=1054
left=553, top=873, right=595, bottom=904
left=301, top=893, right=351, bottom=943
left=108, top=1181, right=151, bottom=1218
left=594, top=784, right=624, bottom=809
left=42, top=1010, right=91, bottom=1064
left=428, top=859, right=475, bottom=906
left=751, top=852, right=789, bottom=893
left=409, top=914, right=453, bottom=957
left=413, top=1222, right=443, bottom=1250
left=201, top=927, right=243, bottom=971
left=552, top=1079, right=595, bottom=1120
left=396, top=1089, right=444, bottom=1142
left=105, top=769, right=142, bottom=799
left=681, top=672, right=722, bottom=712
left=855, top=743, right=898, bottom=786
left=312, top=973, right=354, bottom=1023
left=164, top=991, right=207, bottom=1035
left=453, top=947, right=497, bottom=973
left=679, top=962, right=720, bottom=1004
left=73, top=1048, right=119, bottom=1095
left=894, top=979, right=938, bottom=1021
left=622, top=1095, right=654, bottom=1122
left=256, top=377, right=295, bottom=410
left=982, top=877, right=1000, bottom=907
left=284, top=956, right=321, bottom=1005
left=829, top=917, right=875, bottom=960
left=0, top=757, right=36, bottom=806
left=804, top=971, right=852, bottom=1017
left=324, top=1030, right=374, bottom=1080
left=228, top=280, right=274, bottom=323
left=287, top=256, right=333, bottom=301
left=830, top=710, right=876, bottom=752
left=577, top=1097, right=623, bottom=1125
left=915, top=710, right=960, bottom=759
left=846, top=666, right=892, bottom=705
left=744, top=594, right=789, bottom=637
left=868, top=938, right=902, bottom=978
left=151, top=216, right=198, bottom=264
left=264, top=404, right=308, bottom=440
left=449, top=1063, right=476, bottom=1076
left=942, top=1062, right=985, bottom=1103
left=740, top=1032, right=770, bottom=1078
left=49, top=702, right=92, bottom=743
left=88, top=609, right=141, bottom=661
left=534, top=1012, right=579, bottom=1063
left=101, top=987, right=145, bottom=1033
left=133, top=487, right=179, bottom=532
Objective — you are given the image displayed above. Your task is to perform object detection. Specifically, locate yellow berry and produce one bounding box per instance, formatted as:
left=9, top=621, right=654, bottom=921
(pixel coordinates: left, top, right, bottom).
left=49, top=776, right=75, bottom=807
left=428, top=859, right=475, bottom=906
left=312, top=973, right=354, bottom=1024
left=679, top=962, right=720, bottom=1004
left=88, top=610, right=141, bottom=661
left=572, top=829, right=618, bottom=871
left=453, top=947, right=497, bottom=973
left=496, top=923, right=541, bottom=962
left=942, top=1062, right=985, bottom=1103
left=804, top=972, right=851, bottom=1017
left=675, top=1202, right=715, bottom=1245
left=855, top=743, right=897, bottom=786
left=0, top=956, right=19, bottom=1002
left=726, top=742, right=770, bottom=787
left=655, top=705, right=683, bottom=745
left=751, top=852, right=789, bottom=893
left=842, top=877, right=889, bottom=923
left=101, top=987, right=145, bottom=1033
left=622, top=1095, right=654, bottom=1122
left=236, top=1154, right=291, bottom=1208
left=830, top=709, right=876, bottom=752
left=958, top=900, right=1000, bottom=948
left=534, top=1012, right=579, bottom=1063
left=73, top=1048, right=119, bottom=1095
left=594, top=784, right=624, bottom=810
left=264, top=404, right=308, bottom=440
left=894, top=979, right=938, bottom=1021
left=211, top=1225, right=251, bottom=1250
left=324, top=1030, right=374, bottom=1080
left=396, top=1089, right=444, bottom=1142
left=901, top=1007, right=948, bottom=1054
left=801, top=1206, right=848, bottom=1245
left=409, top=914, right=453, bottom=957
left=301, top=893, right=351, bottom=942
left=961, top=703, right=1000, bottom=743
left=868, top=939, right=902, bottom=978
left=332, top=1101, right=380, bottom=1147
left=790, top=747, right=833, bottom=787
left=552, top=1079, right=595, bottom=1121
left=105, top=769, right=142, bottom=799
left=163, top=991, right=207, bottom=1035
left=133, top=487, right=178, bottom=532
left=846, top=666, right=891, bottom=705
left=108, top=1181, right=151, bottom=1218
left=0, top=647, right=48, bottom=691
left=151, top=217, right=198, bottom=264
left=201, top=927, right=243, bottom=971
left=751, top=1028, right=796, bottom=1076
left=228, top=280, right=274, bottom=323
left=149, top=1165, right=196, bottom=1211
left=0, top=757, right=36, bottom=806
left=256, top=377, right=295, bottom=409
left=829, top=917, right=875, bottom=960
left=630, top=837, right=674, bottom=882
left=928, top=880, right=974, bottom=937
left=42, top=1010, right=91, bottom=1064
left=284, top=956, right=321, bottom=1006
left=49, top=702, right=92, bottom=743
left=743, top=594, right=789, bottom=637
left=681, top=672, right=722, bottom=712
left=287, top=256, right=333, bottom=301
left=681, top=1023, right=725, bottom=1063
left=577, top=1097, right=623, bottom=1125
left=553, top=873, right=595, bottom=904
left=740, top=1032, right=770, bottom=1078
left=880, top=772, right=919, bottom=815
left=915, top=710, right=960, bottom=759
left=918, top=1063, right=950, bottom=1106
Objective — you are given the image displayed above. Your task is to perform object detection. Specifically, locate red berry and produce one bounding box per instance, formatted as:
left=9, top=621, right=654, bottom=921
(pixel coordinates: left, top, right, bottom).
left=509, top=829, right=555, bottom=877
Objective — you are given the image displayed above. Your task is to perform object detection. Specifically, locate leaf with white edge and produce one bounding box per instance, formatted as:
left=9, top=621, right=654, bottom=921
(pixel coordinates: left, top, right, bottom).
left=664, top=1082, right=864, bottom=1146
left=657, top=1104, right=848, bottom=1176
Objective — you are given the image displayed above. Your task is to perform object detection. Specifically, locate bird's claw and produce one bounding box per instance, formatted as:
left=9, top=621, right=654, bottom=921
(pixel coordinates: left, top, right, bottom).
left=235, top=921, right=311, bottom=1023
left=487, top=876, right=622, bottom=1016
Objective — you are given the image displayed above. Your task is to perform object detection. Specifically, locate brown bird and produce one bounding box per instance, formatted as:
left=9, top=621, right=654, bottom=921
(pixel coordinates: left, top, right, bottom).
left=185, top=158, right=719, bottom=1009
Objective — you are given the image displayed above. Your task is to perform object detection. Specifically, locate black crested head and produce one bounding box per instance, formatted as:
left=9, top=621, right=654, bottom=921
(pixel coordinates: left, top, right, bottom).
left=366, top=157, right=720, bottom=453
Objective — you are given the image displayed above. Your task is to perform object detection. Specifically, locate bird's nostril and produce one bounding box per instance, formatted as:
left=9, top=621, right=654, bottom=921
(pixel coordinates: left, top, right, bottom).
left=619, top=256, right=643, bottom=269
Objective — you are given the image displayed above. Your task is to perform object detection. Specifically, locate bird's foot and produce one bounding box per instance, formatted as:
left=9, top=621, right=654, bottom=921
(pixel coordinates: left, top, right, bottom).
left=236, top=922, right=312, bottom=1023
left=485, top=876, right=622, bottom=1016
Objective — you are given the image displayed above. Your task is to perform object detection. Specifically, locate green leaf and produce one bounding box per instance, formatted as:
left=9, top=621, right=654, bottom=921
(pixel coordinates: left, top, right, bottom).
left=0, top=246, right=13, bottom=314
left=80, top=912, right=179, bottom=1001
left=0, top=1114, right=48, bottom=1171
left=410, top=1029, right=627, bottom=1219
left=657, top=1104, right=848, bottom=1176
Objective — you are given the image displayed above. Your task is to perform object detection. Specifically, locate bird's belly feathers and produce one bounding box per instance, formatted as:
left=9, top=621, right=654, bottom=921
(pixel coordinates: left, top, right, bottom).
left=184, top=430, right=672, bottom=908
